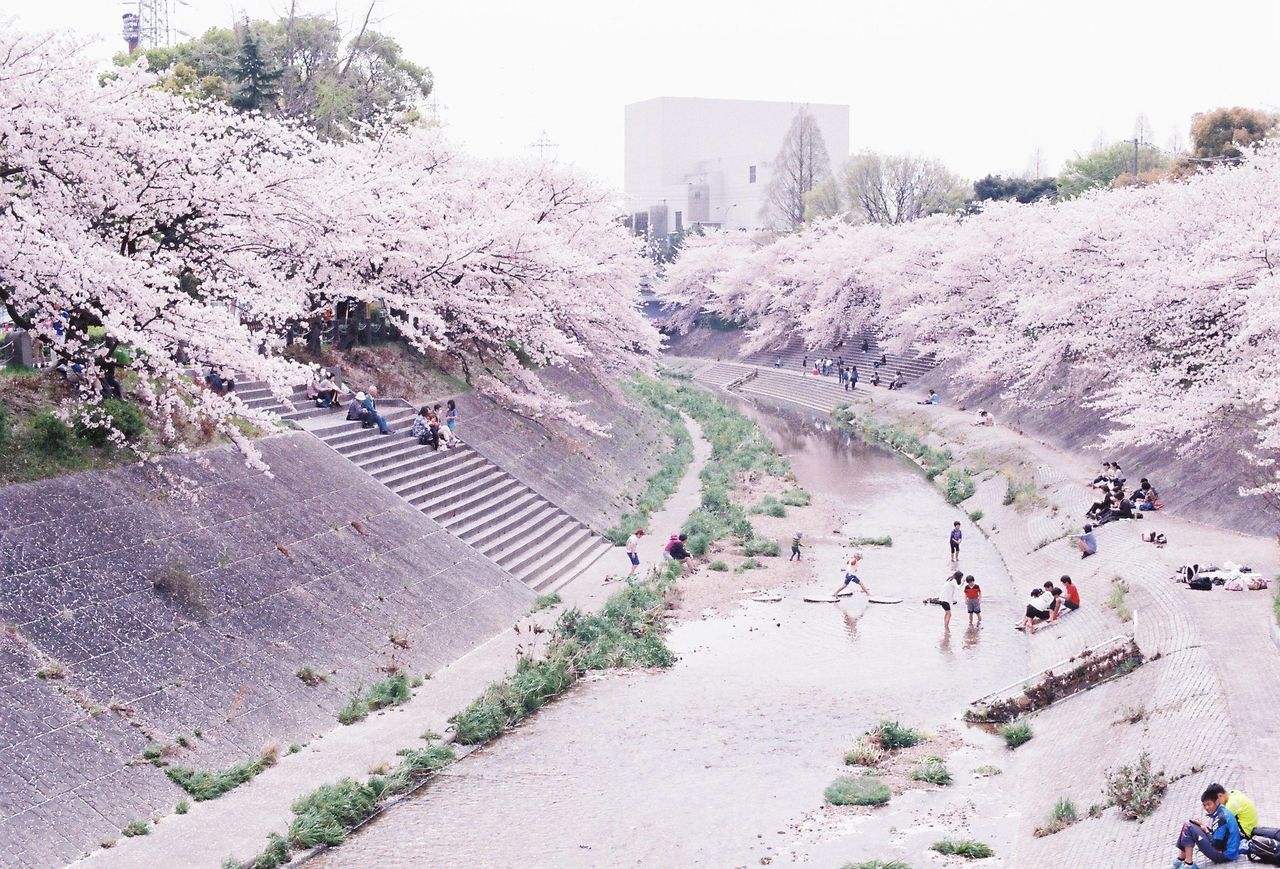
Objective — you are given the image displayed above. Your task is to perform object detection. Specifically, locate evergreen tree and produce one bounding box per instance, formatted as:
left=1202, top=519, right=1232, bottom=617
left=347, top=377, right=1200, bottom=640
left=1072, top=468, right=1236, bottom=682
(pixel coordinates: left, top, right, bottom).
left=230, top=32, right=281, bottom=112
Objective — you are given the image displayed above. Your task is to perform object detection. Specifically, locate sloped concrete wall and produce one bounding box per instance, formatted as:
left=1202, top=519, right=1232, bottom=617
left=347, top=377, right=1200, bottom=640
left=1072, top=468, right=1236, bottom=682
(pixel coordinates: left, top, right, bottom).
left=0, top=433, right=532, bottom=869
left=456, top=369, right=667, bottom=531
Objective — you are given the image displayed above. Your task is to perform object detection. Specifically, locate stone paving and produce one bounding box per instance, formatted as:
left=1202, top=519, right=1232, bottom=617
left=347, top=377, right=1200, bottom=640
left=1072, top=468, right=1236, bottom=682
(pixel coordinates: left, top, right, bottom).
left=684, top=359, right=1280, bottom=868
left=0, top=433, right=533, bottom=869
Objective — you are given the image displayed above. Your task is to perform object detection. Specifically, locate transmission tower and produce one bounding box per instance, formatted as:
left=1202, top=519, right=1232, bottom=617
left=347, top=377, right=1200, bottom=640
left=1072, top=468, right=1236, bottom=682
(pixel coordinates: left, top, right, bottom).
left=121, top=0, right=176, bottom=52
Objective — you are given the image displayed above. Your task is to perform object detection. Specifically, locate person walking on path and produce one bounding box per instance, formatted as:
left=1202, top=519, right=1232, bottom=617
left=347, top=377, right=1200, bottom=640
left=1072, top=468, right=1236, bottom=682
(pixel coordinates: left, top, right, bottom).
left=949, top=521, right=962, bottom=561
left=924, top=571, right=963, bottom=629
left=624, top=528, right=645, bottom=579
left=963, top=575, right=982, bottom=626
left=848, top=367, right=858, bottom=391
left=832, top=553, right=872, bottom=597
left=790, top=531, right=803, bottom=561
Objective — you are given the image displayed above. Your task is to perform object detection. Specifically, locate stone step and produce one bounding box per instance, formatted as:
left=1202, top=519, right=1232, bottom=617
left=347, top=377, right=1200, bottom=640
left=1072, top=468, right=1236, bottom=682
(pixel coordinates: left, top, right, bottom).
left=473, top=501, right=567, bottom=562
left=358, top=438, right=452, bottom=475
left=420, top=475, right=525, bottom=523
left=377, top=447, right=481, bottom=491
left=335, top=432, right=421, bottom=467
left=396, top=459, right=502, bottom=506
left=494, top=511, right=585, bottom=577
left=458, top=495, right=551, bottom=551
left=522, top=531, right=613, bottom=592
left=438, top=488, right=544, bottom=539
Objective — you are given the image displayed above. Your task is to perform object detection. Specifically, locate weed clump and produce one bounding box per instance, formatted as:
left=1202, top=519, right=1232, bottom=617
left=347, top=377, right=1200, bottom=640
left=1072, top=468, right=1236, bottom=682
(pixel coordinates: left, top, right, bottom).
left=531, top=593, right=562, bottom=612
left=1035, top=797, right=1079, bottom=836
left=944, top=469, right=976, bottom=505
left=910, top=756, right=953, bottom=786
left=287, top=778, right=379, bottom=849
left=295, top=666, right=326, bottom=687
left=734, top=558, right=762, bottom=573
left=840, top=862, right=909, bottom=869
left=849, top=535, right=892, bottom=547
left=165, top=745, right=280, bottom=801
left=825, top=775, right=891, bottom=807
left=742, top=537, right=780, bottom=557
left=931, top=838, right=994, bottom=858
left=121, top=819, right=149, bottom=837
left=779, top=488, right=811, bottom=506
left=1107, top=578, right=1132, bottom=621
left=1001, top=721, right=1033, bottom=749
left=844, top=736, right=884, bottom=767
left=972, top=764, right=1002, bottom=777
left=1104, top=751, right=1167, bottom=819
left=872, top=719, right=924, bottom=750
left=968, top=509, right=984, bottom=522
left=707, top=560, right=729, bottom=572
left=338, top=672, right=413, bottom=725
left=151, top=561, right=205, bottom=614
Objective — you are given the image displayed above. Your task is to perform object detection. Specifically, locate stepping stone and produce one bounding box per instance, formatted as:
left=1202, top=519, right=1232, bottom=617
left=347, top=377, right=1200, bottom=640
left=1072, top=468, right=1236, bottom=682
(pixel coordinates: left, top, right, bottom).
left=868, top=597, right=903, bottom=604
left=803, top=595, right=839, bottom=603
left=751, top=594, right=783, bottom=603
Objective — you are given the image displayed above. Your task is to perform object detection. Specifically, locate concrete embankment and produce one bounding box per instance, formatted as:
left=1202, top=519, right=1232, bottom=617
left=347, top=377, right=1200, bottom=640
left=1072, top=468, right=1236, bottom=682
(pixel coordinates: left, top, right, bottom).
left=682, top=358, right=1280, bottom=869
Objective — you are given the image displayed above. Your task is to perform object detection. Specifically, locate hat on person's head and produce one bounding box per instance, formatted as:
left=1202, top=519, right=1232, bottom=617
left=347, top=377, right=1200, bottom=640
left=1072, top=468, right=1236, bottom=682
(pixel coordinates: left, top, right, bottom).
left=355, top=391, right=366, bottom=401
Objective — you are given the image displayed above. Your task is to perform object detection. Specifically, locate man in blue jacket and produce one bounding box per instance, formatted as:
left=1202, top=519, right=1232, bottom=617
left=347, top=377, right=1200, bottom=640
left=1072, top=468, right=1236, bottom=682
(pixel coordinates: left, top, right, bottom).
left=1173, top=785, right=1242, bottom=866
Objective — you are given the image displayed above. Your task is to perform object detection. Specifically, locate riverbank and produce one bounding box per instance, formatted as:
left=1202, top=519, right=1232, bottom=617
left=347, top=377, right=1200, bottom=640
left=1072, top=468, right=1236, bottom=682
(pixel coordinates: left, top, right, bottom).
left=678, top=358, right=1280, bottom=868
left=78, top=420, right=712, bottom=869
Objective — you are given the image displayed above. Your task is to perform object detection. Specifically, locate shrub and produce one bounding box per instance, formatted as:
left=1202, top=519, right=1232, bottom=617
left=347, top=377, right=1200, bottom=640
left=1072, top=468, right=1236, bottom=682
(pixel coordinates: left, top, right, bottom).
left=75, top=398, right=147, bottom=446
left=968, top=510, right=984, bottom=522
left=165, top=745, right=279, bottom=801
left=531, top=593, right=562, bottom=612
left=779, top=488, right=812, bottom=506
left=742, top=537, right=780, bottom=557
left=750, top=496, right=787, bottom=518
left=734, top=558, right=762, bottom=573
left=931, top=838, right=994, bottom=858
left=30, top=412, right=73, bottom=456
left=1001, top=721, right=1033, bottom=749
left=844, top=736, right=884, bottom=767
left=1036, top=797, right=1078, bottom=836
left=122, top=819, right=149, bottom=837
left=825, top=775, right=891, bottom=807
left=910, top=756, right=952, bottom=786
left=943, top=469, right=976, bottom=505
left=707, top=560, right=729, bottom=572
left=873, top=719, right=924, bottom=750
left=1104, top=751, right=1168, bottom=819
left=849, top=535, right=892, bottom=547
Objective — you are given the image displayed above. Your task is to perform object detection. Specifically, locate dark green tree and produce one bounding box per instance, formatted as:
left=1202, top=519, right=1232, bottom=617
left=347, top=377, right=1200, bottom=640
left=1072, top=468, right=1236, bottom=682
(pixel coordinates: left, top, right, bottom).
left=973, top=175, right=1057, bottom=204
left=230, top=32, right=282, bottom=112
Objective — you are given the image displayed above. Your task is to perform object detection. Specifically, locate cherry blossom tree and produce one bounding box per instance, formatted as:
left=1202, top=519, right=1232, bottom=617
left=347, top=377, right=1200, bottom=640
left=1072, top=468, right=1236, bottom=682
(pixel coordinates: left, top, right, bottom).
left=2, top=25, right=657, bottom=462
left=659, top=142, right=1280, bottom=495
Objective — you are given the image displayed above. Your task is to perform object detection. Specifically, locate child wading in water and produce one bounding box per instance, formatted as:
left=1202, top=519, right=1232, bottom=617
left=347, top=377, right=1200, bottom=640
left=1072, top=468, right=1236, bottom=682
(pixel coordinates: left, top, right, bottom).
left=963, top=575, right=982, bottom=626
left=949, top=521, right=962, bottom=561
left=790, top=531, right=803, bottom=561
left=924, top=571, right=963, bottom=629
left=832, top=553, right=872, bottom=597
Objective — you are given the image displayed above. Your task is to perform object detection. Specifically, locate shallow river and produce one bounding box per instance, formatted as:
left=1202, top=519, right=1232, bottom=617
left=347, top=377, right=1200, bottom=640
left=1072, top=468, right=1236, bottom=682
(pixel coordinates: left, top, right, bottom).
left=312, top=398, right=1030, bottom=867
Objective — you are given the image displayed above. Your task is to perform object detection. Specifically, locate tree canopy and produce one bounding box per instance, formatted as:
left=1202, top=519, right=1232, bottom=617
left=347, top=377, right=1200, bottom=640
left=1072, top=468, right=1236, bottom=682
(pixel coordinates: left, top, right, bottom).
left=806, top=152, right=970, bottom=225
left=972, top=174, right=1057, bottom=204
left=115, top=13, right=432, bottom=138
left=1187, top=106, right=1278, bottom=165
left=1057, top=140, right=1168, bottom=198
left=762, top=109, right=832, bottom=231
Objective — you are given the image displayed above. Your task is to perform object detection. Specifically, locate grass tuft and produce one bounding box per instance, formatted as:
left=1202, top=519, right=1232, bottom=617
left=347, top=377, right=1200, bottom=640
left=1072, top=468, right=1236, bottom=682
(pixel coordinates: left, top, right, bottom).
left=872, top=719, right=924, bottom=750
left=910, top=756, right=952, bottom=786
left=944, top=469, right=977, bottom=505
left=531, top=593, right=562, bottom=612
left=1035, top=797, right=1079, bottom=836
left=779, top=488, right=812, bottom=506
left=337, top=672, right=413, bottom=725
left=972, top=764, right=1002, bottom=777
left=122, top=819, right=149, bottom=837
left=1107, top=578, right=1132, bottom=621
left=165, top=745, right=279, bottom=801
left=968, top=509, right=984, bottom=522
left=750, top=496, right=787, bottom=518
left=296, top=665, right=326, bottom=687
left=849, top=535, right=892, bottom=547
left=1000, top=721, right=1033, bottom=749
left=707, top=560, right=729, bottom=571
left=825, top=775, right=891, bottom=806
left=734, top=558, right=762, bottom=573
left=931, top=838, right=994, bottom=859
left=844, top=736, right=884, bottom=767
left=841, top=862, right=910, bottom=869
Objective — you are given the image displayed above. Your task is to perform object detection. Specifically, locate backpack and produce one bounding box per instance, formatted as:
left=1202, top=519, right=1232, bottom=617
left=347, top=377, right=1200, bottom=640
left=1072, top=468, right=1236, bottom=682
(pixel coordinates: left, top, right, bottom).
left=1188, top=576, right=1213, bottom=591
left=1248, top=828, right=1280, bottom=864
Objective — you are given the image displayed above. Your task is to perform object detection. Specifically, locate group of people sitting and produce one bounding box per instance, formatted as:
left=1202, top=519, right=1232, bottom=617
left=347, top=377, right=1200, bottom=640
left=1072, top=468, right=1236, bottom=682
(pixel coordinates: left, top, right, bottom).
left=1087, top=462, right=1161, bottom=525
left=663, top=532, right=697, bottom=574
left=1174, top=782, right=1273, bottom=866
left=411, top=402, right=461, bottom=451
left=1019, top=576, right=1080, bottom=633
left=305, top=369, right=342, bottom=408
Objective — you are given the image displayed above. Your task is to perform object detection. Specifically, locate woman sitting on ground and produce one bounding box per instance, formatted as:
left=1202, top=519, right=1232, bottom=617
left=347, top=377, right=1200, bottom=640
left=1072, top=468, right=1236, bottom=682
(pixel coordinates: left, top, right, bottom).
left=668, top=533, right=698, bottom=575
left=1021, top=587, right=1051, bottom=634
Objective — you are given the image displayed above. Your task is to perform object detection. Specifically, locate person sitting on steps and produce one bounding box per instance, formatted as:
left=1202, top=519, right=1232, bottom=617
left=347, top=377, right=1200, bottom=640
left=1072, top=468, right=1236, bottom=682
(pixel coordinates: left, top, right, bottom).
left=361, top=388, right=392, bottom=435
left=1172, top=784, right=1242, bottom=867
left=347, top=391, right=372, bottom=427
left=412, top=406, right=438, bottom=449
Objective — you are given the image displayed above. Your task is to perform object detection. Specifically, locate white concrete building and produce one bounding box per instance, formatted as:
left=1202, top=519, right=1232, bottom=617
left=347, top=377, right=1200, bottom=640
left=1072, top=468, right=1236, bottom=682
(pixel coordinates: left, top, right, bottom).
left=624, top=96, right=850, bottom=235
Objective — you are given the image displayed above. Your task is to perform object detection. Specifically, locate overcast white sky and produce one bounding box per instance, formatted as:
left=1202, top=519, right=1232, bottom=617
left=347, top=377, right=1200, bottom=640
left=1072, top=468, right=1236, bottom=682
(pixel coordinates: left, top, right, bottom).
left=8, top=0, right=1280, bottom=189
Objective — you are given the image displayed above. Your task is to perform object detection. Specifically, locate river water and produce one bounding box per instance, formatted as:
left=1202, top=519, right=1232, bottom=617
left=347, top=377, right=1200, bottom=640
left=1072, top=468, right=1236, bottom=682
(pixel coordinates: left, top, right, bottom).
left=311, top=398, right=1029, bottom=867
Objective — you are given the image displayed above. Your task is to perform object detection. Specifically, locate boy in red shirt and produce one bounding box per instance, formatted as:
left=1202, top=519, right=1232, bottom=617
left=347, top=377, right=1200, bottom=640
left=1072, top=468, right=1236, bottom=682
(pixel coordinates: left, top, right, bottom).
left=963, top=575, right=982, bottom=626
left=1062, top=576, right=1080, bottom=611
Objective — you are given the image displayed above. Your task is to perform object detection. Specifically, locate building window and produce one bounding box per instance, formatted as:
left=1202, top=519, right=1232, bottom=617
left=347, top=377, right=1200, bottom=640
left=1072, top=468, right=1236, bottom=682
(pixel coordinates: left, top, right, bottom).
left=749, top=165, right=757, bottom=183
left=675, top=211, right=683, bottom=233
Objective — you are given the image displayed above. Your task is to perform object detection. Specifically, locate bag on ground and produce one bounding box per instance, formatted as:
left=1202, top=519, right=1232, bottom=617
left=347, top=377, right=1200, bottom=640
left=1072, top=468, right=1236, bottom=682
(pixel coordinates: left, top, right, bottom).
left=1188, top=576, right=1213, bottom=591
left=1248, top=829, right=1280, bottom=864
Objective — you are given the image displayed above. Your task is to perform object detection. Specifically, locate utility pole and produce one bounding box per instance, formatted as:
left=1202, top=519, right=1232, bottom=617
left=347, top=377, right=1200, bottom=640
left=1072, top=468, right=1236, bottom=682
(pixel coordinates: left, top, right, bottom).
left=1133, top=137, right=1139, bottom=177
left=531, top=130, right=557, bottom=160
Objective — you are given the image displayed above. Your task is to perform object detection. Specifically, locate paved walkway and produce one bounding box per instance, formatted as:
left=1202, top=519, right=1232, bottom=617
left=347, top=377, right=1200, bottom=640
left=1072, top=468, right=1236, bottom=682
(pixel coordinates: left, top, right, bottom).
left=676, top=358, right=1280, bottom=868
left=79, top=421, right=711, bottom=869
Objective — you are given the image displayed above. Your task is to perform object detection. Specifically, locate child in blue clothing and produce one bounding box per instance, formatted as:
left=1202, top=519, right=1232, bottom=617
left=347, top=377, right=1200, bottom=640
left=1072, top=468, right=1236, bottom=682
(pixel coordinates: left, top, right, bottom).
left=1173, top=786, right=1242, bottom=866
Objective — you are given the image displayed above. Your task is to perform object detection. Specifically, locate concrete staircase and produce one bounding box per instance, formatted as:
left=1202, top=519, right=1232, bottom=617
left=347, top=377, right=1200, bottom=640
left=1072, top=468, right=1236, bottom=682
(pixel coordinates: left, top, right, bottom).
left=304, top=401, right=612, bottom=592
left=690, top=362, right=870, bottom=415
left=236, top=381, right=340, bottom=424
